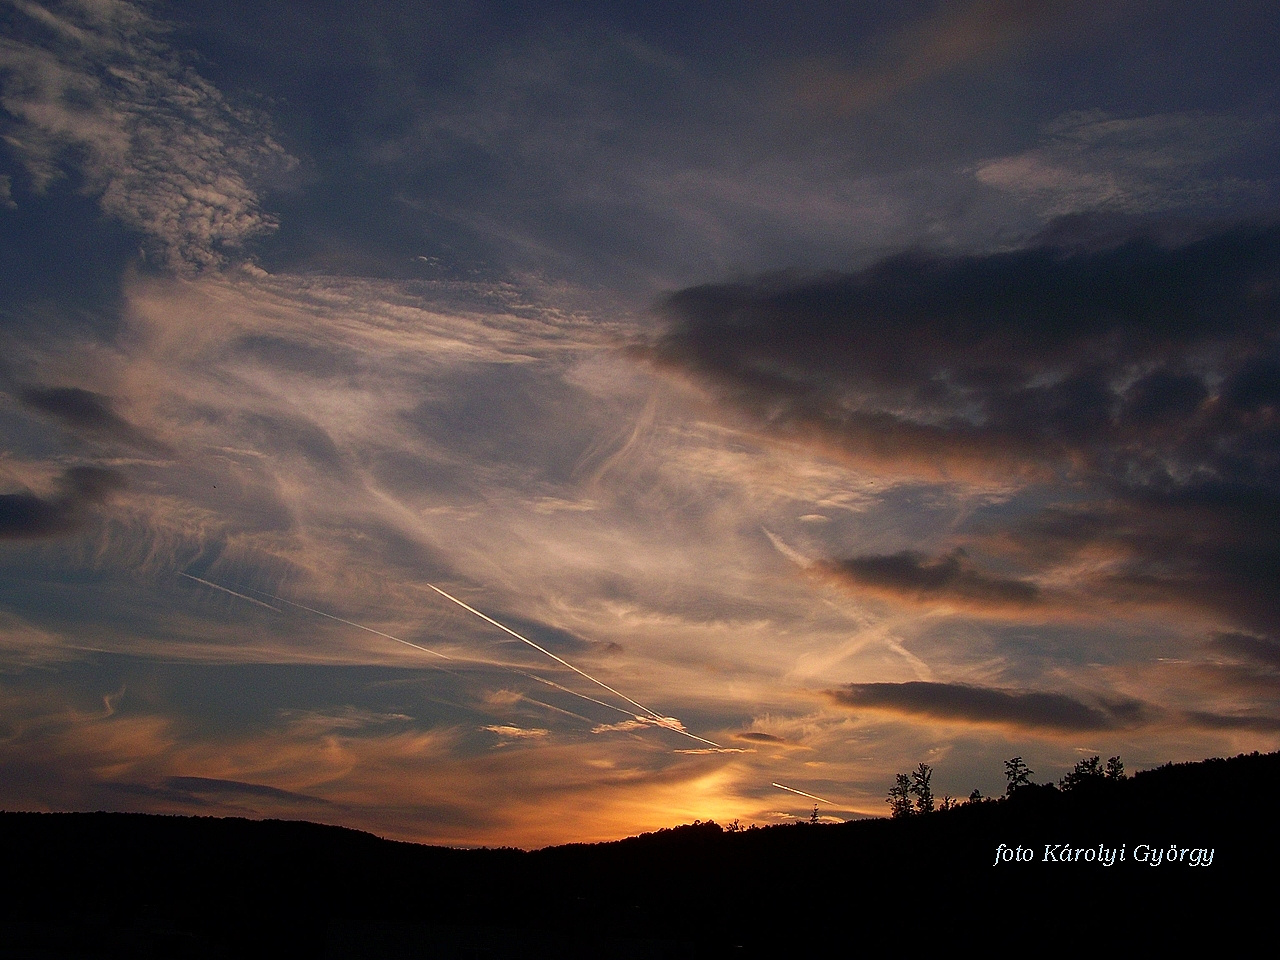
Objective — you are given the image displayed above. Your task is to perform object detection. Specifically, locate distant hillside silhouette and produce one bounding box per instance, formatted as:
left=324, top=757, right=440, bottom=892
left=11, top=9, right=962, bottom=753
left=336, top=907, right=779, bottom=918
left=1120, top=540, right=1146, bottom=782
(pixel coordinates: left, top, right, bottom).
left=2, top=751, right=1275, bottom=957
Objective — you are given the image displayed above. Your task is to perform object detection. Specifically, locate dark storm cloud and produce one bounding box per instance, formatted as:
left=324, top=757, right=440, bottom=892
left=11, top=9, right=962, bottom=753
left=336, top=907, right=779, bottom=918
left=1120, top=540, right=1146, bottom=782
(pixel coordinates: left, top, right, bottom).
left=20, top=386, right=172, bottom=454
left=653, top=245, right=1278, bottom=473
left=821, top=549, right=1040, bottom=608
left=653, top=223, right=1279, bottom=411
left=828, top=681, right=1148, bottom=732
left=654, top=222, right=1280, bottom=636
left=0, top=465, right=126, bottom=539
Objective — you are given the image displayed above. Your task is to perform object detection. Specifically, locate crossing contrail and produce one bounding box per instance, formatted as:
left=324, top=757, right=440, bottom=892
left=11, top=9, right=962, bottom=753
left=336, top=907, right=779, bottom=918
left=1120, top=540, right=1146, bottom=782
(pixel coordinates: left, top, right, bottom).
left=179, top=571, right=719, bottom=748
left=184, top=576, right=648, bottom=725
left=521, top=674, right=721, bottom=748
left=773, top=782, right=834, bottom=805
left=425, top=582, right=721, bottom=748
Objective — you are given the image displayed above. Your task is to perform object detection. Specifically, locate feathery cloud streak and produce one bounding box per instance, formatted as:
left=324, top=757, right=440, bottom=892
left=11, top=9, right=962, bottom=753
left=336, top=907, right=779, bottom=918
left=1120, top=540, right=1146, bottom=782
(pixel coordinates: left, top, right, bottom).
left=0, top=0, right=293, bottom=269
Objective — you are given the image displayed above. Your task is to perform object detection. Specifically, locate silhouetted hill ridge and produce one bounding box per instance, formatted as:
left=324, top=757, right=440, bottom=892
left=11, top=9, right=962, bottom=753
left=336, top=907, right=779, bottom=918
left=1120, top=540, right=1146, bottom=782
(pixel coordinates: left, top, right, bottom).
left=1, top=750, right=1273, bottom=957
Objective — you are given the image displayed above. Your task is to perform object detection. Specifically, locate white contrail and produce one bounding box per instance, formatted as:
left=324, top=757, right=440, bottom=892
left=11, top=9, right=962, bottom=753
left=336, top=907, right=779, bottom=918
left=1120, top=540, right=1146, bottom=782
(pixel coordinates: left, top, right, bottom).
left=515, top=694, right=595, bottom=725
left=426, top=582, right=720, bottom=747
left=773, top=782, right=834, bottom=805
left=523, top=672, right=637, bottom=718
left=637, top=715, right=722, bottom=748
left=179, top=573, right=281, bottom=612
left=254, top=589, right=454, bottom=661
left=426, top=583, right=658, bottom=717
left=523, top=674, right=720, bottom=747
left=761, top=528, right=811, bottom=568
left=184, top=573, right=454, bottom=661
left=181, top=571, right=718, bottom=747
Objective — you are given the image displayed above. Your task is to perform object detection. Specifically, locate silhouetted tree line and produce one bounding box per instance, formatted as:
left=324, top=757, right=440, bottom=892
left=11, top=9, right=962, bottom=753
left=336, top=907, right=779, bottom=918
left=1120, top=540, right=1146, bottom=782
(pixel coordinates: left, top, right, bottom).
left=2, top=751, right=1277, bottom=955
left=888, top=754, right=1127, bottom=816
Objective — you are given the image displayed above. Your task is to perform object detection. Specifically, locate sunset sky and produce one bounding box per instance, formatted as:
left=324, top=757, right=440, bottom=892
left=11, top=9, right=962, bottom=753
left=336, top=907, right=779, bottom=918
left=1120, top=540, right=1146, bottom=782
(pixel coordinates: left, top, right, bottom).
left=2, top=0, right=1278, bottom=848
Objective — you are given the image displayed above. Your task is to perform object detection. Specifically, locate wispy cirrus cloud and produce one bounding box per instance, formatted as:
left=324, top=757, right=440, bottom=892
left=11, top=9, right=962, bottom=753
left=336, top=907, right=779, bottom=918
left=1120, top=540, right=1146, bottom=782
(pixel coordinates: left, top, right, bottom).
left=976, top=110, right=1276, bottom=218
left=483, top=724, right=549, bottom=744
left=0, top=0, right=294, bottom=269
left=791, top=0, right=1099, bottom=114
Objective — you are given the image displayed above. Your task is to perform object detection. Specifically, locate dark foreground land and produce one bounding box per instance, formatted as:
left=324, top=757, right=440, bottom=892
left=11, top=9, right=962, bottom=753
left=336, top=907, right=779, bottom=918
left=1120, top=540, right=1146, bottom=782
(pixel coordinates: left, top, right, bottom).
left=2, top=750, right=1276, bottom=958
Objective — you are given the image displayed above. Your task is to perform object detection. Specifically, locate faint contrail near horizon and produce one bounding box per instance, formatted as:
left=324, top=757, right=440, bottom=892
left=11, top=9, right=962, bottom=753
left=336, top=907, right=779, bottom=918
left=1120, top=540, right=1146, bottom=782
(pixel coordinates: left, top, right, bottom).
left=773, top=782, right=834, bottom=805
left=425, top=582, right=721, bottom=748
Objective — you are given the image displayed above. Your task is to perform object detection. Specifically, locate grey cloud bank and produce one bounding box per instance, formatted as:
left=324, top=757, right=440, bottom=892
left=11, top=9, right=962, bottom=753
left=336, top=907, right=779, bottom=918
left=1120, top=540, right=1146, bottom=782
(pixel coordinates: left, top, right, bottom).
left=830, top=681, right=1148, bottom=733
